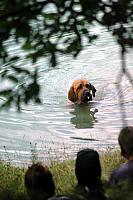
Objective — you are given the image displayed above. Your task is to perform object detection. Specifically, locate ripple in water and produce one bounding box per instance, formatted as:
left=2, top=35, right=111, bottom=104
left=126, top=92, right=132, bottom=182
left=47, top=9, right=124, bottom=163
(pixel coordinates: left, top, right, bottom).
left=0, top=26, right=133, bottom=164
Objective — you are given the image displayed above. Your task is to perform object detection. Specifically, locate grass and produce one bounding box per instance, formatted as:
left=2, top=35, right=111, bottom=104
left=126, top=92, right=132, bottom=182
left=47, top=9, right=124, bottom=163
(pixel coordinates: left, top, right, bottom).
left=100, top=149, right=125, bottom=180
left=51, top=159, right=76, bottom=194
left=0, top=161, right=27, bottom=200
left=0, top=149, right=127, bottom=200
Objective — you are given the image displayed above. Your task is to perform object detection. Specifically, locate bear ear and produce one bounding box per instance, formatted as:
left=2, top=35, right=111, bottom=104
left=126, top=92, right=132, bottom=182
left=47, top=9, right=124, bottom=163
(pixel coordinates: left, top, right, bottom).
left=68, top=86, right=77, bottom=102
left=90, top=84, right=96, bottom=97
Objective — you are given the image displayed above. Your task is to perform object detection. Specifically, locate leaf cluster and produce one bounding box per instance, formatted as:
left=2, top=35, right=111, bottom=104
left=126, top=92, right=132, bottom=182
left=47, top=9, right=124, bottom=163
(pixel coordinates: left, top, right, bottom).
left=0, top=0, right=132, bottom=109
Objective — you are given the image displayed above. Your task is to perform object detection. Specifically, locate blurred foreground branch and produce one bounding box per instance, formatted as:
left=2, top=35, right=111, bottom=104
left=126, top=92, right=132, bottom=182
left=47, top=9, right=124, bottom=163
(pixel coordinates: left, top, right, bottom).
left=0, top=0, right=132, bottom=110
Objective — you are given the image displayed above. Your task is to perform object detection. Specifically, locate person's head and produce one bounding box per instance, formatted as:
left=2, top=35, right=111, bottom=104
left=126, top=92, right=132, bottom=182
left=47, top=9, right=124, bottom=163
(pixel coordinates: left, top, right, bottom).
left=75, top=148, right=102, bottom=191
left=25, top=163, right=55, bottom=200
left=118, top=126, right=133, bottom=159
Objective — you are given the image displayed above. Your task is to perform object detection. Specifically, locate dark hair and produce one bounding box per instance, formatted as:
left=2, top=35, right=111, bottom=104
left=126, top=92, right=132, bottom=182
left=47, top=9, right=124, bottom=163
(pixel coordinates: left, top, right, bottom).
left=75, top=148, right=102, bottom=194
left=25, top=163, right=55, bottom=200
left=118, top=126, right=133, bottom=158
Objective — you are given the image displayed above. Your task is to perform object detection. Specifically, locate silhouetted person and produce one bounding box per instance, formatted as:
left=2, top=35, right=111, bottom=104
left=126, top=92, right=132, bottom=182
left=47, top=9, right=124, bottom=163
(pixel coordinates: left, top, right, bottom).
left=75, top=148, right=106, bottom=200
left=109, top=126, right=133, bottom=186
left=25, top=163, right=55, bottom=200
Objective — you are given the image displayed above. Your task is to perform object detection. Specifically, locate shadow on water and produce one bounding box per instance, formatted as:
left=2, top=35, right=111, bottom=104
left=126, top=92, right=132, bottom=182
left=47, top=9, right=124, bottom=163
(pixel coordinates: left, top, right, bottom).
left=70, top=104, right=98, bottom=129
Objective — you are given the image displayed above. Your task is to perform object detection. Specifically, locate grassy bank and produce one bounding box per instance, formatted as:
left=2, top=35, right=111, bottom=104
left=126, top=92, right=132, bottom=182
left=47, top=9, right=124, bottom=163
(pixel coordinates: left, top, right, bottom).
left=0, top=150, right=129, bottom=200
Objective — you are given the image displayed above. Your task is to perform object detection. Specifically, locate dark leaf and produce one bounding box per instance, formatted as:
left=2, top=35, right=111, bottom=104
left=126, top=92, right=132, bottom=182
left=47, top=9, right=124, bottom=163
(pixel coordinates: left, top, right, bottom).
left=50, top=53, right=56, bottom=67
left=66, top=39, right=81, bottom=54
left=11, top=66, right=31, bottom=75
left=22, top=42, right=33, bottom=51
left=16, top=95, right=21, bottom=112
left=7, top=75, right=18, bottom=83
left=0, top=89, right=12, bottom=96
left=9, top=56, right=20, bottom=62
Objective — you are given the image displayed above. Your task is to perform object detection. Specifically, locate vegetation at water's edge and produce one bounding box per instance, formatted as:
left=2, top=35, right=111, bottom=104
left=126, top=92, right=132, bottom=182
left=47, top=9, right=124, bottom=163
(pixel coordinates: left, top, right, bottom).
left=1, top=150, right=133, bottom=200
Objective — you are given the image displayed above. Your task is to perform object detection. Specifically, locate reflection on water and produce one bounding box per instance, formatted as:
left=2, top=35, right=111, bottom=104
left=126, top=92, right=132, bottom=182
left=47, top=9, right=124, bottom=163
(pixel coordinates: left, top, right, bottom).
left=70, top=104, right=98, bottom=129
left=0, top=25, right=133, bottom=164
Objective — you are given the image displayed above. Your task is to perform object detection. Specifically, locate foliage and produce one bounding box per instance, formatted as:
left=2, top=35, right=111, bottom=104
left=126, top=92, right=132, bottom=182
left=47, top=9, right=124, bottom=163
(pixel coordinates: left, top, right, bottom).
left=107, top=182, right=133, bottom=200
left=51, top=159, right=76, bottom=194
left=0, top=0, right=133, bottom=109
left=0, top=160, right=27, bottom=200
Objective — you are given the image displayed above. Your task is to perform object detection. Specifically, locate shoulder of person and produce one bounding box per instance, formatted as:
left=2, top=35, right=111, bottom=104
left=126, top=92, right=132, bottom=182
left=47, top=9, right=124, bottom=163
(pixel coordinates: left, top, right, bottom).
left=109, top=162, right=130, bottom=186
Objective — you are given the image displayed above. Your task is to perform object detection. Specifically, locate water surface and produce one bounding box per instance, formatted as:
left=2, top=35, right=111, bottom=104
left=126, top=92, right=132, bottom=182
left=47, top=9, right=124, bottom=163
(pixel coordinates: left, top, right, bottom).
left=0, top=26, right=133, bottom=164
